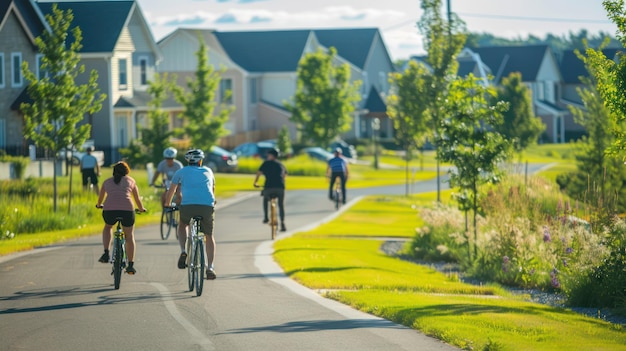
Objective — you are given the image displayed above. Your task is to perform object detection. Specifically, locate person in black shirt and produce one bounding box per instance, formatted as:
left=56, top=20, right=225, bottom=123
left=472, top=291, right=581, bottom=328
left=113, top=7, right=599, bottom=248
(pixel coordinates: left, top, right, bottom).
left=253, top=148, right=287, bottom=231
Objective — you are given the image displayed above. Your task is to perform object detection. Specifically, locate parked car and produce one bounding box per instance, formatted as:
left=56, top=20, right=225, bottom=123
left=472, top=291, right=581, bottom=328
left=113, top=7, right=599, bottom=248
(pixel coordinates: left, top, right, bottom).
left=301, top=147, right=334, bottom=162
left=329, top=140, right=357, bottom=162
left=259, top=139, right=294, bottom=158
left=232, top=141, right=278, bottom=160
left=205, top=146, right=238, bottom=172
left=59, top=140, right=104, bottom=166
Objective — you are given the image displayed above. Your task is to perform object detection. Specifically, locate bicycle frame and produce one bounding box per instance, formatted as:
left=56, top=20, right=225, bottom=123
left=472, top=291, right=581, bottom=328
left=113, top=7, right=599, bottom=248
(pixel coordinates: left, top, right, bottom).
left=111, top=218, right=126, bottom=290
left=187, top=216, right=206, bottom=296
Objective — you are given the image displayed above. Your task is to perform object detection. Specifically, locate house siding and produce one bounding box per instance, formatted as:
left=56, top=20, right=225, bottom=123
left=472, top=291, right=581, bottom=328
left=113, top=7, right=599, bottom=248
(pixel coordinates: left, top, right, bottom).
left=0, top=10, right=37, bottom=154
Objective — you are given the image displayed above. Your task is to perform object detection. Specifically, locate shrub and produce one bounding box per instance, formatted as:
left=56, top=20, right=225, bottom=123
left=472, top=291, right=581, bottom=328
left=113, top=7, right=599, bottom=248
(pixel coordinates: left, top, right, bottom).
left=0, top=155, right=30, bottom=179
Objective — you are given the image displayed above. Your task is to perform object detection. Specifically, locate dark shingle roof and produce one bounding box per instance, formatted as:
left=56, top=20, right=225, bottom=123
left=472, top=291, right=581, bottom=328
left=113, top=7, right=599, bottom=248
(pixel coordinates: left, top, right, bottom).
left=560, top=48, right=621, bottom=84
left=214, top=30, right=312, bottom=72
left=313, top=28, right=378, bottom=69
left=114, top=90, right=179, bottom=109
left=364, top=87, right=386, bottom=113
left=12, top=0, right=46, bottom=39
left=472, top=45, right=549, bottom=83
left=37, top=1, right=133, bottom=53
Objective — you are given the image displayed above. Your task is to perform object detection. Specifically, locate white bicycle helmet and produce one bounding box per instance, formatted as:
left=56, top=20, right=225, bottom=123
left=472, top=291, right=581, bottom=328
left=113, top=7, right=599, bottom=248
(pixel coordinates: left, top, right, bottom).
left=163, top=147, right=177, bottom=159
left=184, top=149, right=205, bottom=163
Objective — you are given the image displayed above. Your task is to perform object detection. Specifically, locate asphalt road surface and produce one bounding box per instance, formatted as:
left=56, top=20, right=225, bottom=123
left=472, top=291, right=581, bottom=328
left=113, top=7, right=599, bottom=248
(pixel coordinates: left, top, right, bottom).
left=0, top=166, right=547, bottom=351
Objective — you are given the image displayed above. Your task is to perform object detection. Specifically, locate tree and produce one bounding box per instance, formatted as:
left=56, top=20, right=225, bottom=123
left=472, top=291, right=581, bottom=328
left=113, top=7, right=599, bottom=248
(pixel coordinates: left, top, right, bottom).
left=557, top=48, right=626, bottom=212
left=438, top=74, right=510, bottom=260
left=285, top=47, right=361, bottom=147
left=121, top=73, right=176, bottom=167
left=495, top=72, right=545, bottom=153
left=387, top=60, right=431, bottom=195
left=418, top=0, right=467, bottom=202
left=21, top=4, right=105, bottom=212
left=174, top=38, right=232, bottom=153
left=276, top=125, right=292, bottom=159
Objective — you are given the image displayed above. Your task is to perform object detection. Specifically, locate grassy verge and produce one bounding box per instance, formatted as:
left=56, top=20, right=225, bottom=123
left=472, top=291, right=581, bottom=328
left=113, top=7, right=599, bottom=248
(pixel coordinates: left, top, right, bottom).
left=273, top=193, right=626, bottom=351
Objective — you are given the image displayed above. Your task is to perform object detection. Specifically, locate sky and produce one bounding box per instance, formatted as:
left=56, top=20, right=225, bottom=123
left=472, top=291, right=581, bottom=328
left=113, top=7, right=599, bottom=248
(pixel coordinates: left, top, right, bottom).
left=94, top=0, right=623, bottom=60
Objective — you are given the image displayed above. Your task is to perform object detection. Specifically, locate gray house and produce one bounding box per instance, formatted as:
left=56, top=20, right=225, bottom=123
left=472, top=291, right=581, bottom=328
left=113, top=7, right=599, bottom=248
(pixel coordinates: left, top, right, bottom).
left=1, top=0, right=161, bottom=165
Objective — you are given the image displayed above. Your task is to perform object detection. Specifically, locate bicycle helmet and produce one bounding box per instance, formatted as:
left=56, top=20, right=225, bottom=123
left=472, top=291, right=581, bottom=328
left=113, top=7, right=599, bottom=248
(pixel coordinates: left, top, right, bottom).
left=184, top=149, right=205, bottom=163
left=163, top=147, right=177, bottom=159
left=267, top=148, right=279, bottom=157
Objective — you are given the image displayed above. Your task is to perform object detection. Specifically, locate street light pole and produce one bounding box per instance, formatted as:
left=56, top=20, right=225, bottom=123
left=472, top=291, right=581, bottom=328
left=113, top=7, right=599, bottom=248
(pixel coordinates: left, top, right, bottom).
left=372, top=117, right=380, bottom=170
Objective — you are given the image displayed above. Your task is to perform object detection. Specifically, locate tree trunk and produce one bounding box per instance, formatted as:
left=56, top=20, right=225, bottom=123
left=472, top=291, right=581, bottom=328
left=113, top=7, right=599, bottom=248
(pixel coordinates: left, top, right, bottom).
left=53, top=154, right=58, bottom=212
left=68, top=156, right=73, bottom=215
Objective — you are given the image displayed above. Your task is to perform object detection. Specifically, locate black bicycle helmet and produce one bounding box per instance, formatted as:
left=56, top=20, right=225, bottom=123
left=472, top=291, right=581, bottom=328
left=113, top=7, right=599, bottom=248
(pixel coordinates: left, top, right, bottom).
left=267, top=148, right=279, bottom=157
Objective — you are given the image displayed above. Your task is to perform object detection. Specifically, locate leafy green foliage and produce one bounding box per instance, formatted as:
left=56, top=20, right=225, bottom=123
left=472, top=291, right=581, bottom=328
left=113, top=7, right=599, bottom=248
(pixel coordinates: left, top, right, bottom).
left=121, top=73, right=176, bottom=168
left=174, top=38, right=232, bottom=153
left=20, top=4, right=105, bottom=212
left=466, top=29, right=619, bottom=52
left=285, top=47, right=361, bottom=147
left=496, top=72, right=545, bottom=152
left=276, top=125, right=292, bottom=158
left=438, top=75, right=511, bottom=258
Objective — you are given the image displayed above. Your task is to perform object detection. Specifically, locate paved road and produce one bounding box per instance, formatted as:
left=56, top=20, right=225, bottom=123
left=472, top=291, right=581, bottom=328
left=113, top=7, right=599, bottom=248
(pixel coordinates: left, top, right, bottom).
left=0, top=178, right=457, bottom=351
left=0, top=165, right=549, bottom=351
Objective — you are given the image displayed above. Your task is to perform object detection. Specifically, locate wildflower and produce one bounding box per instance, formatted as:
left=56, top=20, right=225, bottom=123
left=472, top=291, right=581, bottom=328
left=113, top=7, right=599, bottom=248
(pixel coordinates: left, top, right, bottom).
left=562, top=259, right=568, bottom=267
left=565, top=247, right=573, bottom=255
left=565, top=200, right=571, bottom=214
left=543, top=226, right=551, bottom=242
left=529, top=268, right=536, bottom=275
left=556, top=199, right=563, bottom=214
left=550, top=268, right=561, bottom=289
left=503, top=256, right=510, bottom=264
left=502, top=256, right=510, bottom=272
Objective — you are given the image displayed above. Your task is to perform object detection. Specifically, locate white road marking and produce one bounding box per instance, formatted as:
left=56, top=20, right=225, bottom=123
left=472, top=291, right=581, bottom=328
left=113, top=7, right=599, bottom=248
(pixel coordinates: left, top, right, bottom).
left=150, top=282, right=215, bottom=351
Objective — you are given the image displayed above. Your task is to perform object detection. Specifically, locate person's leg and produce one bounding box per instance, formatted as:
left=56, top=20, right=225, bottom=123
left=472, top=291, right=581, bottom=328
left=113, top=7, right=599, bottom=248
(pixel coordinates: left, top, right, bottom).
left=177, top=206, right=191, bottom=269
left=102, top=224, right=113, bottom=250
left=262, top=194, right=269, bottom=222
left=340, top=173, right=347, bottom=204
left=201, top=206, right=217, bottom=279
left=329, top=174, right=337, bottom=200
left=277, top=190, right=285, bottom=223
left=82, top=171, right=89, bottom=191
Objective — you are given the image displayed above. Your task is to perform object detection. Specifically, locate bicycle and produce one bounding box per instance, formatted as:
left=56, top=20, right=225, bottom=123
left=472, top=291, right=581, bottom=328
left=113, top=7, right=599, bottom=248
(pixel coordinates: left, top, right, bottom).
left=269, top=194, right=278, bottom=240
left=180, top=209, right=206, bottom=296
left=154, top=183, right=179, bottom=240
left=96, top=207, right=140, bottom=290
left=333, top=176, right=342, bottom=210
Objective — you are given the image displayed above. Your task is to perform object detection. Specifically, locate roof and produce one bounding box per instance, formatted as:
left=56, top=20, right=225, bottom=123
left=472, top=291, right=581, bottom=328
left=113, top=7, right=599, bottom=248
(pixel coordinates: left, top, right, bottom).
left=364, top=87, right=386, bottom=113
left=472, top=45, right=549, bottom=83
left=11, top=88, right=32, bottom=110
left=214, top=30, right=312, bottom=72
left=1, top=0, right=47, bottom=43
left=560, top=48, right=621, bottom=84
left=313, top=28, right=378, bottom=69
left=37, top=1, right=134, bottom=53
left=114, top=90, right=179, bottom=109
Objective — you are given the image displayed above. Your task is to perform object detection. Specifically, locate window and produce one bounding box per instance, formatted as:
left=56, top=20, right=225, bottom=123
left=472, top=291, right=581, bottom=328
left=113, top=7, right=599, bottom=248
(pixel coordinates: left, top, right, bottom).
left=139, top=57, right=148, bottom=85
left=11, top=53, right=23, bottom=87
left=220, top=78, right=233, bottom=104
left=0, top=119, right=5, bottom=148
left=361, top=72, right=369, bottom=96
left=36, top=54, right=47, bottom=80
left=378, top=71, right=388, bottom=92
left=118, top=58, right=128, bottom=90
left=249, top=77, right=258, bottom=103
left=0, top=54, right=4, bottom=88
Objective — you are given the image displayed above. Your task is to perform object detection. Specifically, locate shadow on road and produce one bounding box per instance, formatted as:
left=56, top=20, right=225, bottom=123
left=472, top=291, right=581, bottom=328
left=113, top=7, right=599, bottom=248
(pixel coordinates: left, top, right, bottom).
left=221, top=318, right=406, bottom=334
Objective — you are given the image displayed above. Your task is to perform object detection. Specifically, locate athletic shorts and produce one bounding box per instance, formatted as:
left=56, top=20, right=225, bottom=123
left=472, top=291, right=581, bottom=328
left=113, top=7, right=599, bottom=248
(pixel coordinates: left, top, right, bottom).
left=179, top=205, right=215, bottom=236
left=82, top=168, right=98, bottom=185
left=102, top=210, right=135, bottom=227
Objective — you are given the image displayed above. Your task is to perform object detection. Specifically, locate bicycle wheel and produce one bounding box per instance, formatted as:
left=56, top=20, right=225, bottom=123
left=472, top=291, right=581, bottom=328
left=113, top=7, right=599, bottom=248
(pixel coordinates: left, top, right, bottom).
left=113, top=237, right=123, bottom=289
left=195, top=237, right=205, bottom=296
left=270, top=199, right=277, bottom=240
left=160, top=209, right=172, bottom=240
left=187, top=220, right=196, bottom=292
left=335, top=188, right=340, bottom=210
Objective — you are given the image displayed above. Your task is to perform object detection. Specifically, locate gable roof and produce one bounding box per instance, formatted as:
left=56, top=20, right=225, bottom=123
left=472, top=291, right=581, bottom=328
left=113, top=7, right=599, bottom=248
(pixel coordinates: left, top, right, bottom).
left=37, top=1, right=134, bottom=53
left=560, top=48, right=621, bottom=84
left=472, top=45, right=549, bottom=83
left=214, top=30, right=312, bottom=72
left=1, top=0, right=47, bottom=43
left=313, top=28, right=379, bottom=69
left=364, top=86, right=386, bottom=113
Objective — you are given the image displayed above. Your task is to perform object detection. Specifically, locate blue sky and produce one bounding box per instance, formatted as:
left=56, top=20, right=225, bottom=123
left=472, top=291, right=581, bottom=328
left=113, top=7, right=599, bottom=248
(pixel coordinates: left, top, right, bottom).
left=133, top=0, right=617, bottom=60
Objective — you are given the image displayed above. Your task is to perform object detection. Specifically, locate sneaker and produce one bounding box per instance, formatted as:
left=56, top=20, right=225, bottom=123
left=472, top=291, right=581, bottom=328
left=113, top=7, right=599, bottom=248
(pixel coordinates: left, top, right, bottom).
left=206, top=268, right=217, bottom=280
left=178, top=253, right=187, bottom=269
left=98, top=252, right=109, bottom=263
left=126, top=265, right=136, bottom=275
left=280, top=223, right=287, bottom=232
left=262, top=218, right=269, bottom=224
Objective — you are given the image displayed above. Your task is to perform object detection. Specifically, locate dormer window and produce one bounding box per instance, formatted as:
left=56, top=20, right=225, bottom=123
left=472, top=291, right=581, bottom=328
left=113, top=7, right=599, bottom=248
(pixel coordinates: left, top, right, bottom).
left=139, top=57, right=148, bottom=86
left=119, top=58, right=128, bottom=90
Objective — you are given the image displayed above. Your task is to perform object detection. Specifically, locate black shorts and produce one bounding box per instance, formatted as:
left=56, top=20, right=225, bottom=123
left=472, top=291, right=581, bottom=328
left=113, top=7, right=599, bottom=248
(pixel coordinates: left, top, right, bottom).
left=82, top=168, right=98, bottom=185
left=102, top=210, right=135, bottom=227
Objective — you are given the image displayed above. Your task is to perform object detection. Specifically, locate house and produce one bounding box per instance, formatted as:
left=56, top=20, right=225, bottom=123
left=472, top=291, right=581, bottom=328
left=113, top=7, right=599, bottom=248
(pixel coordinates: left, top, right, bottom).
left=157, top=27, right=396, bottom=148
left=472, top=45, right=567, bottom=143
left=559, top=48, right=621, bottom=140
left=1, top=0, right=161, bottom=165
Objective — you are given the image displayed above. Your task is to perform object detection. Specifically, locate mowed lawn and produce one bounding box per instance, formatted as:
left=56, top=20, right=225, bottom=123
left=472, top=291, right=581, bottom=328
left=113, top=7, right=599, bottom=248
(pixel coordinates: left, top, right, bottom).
left=273, top=193, right=626, bottom=351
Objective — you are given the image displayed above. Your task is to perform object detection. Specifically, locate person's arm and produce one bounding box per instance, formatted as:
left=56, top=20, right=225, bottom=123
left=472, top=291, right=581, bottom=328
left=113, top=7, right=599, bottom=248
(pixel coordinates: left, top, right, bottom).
left=95, top=159, right=101, bottom=176
left=132, top=186, right=146, bottom=212
left=96, top=184, right=106, bottom=207
left=150, top=171, right=160, bottom=186
left=344, top=160, right=349, bottom=180
left=253, top=171, right=262, bottom=188
left=326, top=162, right=331, bottom=178
left=164, top=183, right=178, bottom=207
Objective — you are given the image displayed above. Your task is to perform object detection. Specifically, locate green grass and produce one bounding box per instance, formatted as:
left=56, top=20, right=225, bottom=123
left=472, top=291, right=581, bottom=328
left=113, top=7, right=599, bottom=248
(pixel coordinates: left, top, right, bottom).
left=273, top=193, right=626, bottom=351
left=518, top=143, right=577, bottom=163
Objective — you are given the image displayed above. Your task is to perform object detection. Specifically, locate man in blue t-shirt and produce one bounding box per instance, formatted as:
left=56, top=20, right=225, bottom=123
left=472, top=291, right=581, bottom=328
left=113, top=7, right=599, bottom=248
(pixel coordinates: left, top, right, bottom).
left=327, top=148, right=349, bottom=204
left=253, top=148, right=287, bottom=232
left=164, top=149, right=217, bottom=280
left=80, top=146, right=100, bottom=194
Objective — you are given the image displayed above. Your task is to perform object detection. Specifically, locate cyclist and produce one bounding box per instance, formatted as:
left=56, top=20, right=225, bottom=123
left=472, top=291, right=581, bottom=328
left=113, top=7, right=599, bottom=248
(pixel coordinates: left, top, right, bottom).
left=327, top=147, right=349, bottom=204
left=80, top=146, right=100, bottom=194
left=164, top=149, right=217, bottom=280
left=150, top=147, right=183, bottom=206
left=253, top=148, right=287, bottom=232
left=96, top=161, right=146, bottom=274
